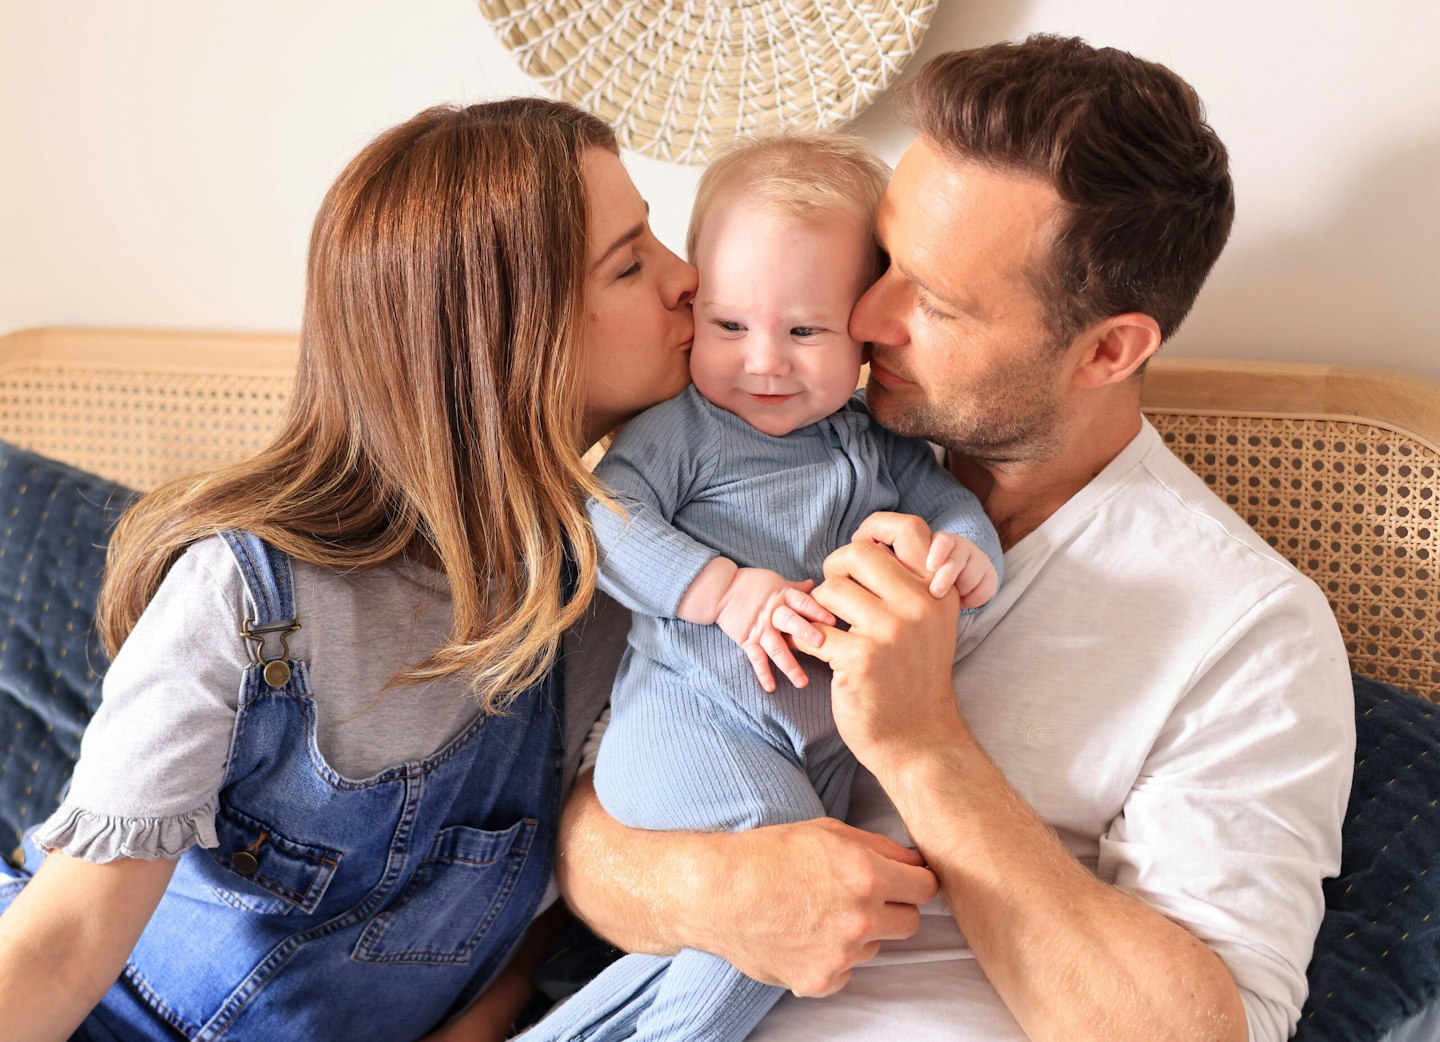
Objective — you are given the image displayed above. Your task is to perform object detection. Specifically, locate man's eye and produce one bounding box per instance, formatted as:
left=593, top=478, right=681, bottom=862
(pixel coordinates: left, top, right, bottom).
left=917, top=294, right=951, bottom=321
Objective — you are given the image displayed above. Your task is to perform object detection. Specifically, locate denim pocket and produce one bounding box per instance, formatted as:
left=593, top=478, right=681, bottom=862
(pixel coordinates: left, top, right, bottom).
left=206, top=802, right=342, bottom=915
left=352, top=818, right=537, bottom=964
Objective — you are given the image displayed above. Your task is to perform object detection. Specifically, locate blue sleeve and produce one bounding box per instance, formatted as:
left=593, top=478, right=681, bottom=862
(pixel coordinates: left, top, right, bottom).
left=869, top=412, right=1004, bottom=600
left=585, top=392, right=724, bottom=617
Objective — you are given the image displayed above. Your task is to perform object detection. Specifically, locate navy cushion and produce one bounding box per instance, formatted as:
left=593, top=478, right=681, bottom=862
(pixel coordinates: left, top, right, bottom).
left=0, top=441, right=137, bottom=855
left=1297, top=675, right=1440, bottom=1040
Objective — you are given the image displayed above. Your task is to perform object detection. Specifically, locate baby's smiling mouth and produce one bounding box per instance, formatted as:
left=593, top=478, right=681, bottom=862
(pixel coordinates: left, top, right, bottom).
left=748, top=392, right=799, bottom=405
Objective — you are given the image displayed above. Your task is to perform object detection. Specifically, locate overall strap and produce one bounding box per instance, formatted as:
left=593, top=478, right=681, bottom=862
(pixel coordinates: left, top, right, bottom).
left=220, top=530, right=301, bottom=690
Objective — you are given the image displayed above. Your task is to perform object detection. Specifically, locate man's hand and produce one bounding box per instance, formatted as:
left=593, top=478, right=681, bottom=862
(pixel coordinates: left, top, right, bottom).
left=788, top=514, right=967, bottom=768
left=691, top=818, right=939, bottom=996
left=850, top=512, right=997, bottom=605
left=777, top=517, right=1248, bottom=1042
left=557, top=779, right=938, bottom=998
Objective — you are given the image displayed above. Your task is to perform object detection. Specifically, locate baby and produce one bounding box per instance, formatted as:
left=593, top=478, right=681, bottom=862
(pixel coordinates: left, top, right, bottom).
left=524, top=135, right=1002, bottom=1042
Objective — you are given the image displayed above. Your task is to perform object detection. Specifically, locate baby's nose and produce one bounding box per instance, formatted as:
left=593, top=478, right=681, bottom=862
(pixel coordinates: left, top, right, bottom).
left=745, top=339, right=790, bottom=375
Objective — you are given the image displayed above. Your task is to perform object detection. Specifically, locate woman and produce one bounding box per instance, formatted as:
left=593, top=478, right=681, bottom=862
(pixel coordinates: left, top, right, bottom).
left=0, top=97, right=695, bottom=1041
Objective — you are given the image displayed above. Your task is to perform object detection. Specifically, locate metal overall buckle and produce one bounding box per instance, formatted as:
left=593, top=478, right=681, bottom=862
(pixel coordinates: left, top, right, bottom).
left=240, top=617, right=302, bottom=689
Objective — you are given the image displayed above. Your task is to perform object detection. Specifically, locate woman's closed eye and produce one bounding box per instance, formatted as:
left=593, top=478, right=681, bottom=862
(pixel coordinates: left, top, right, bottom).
left=616, top=259, right=644, bottom=279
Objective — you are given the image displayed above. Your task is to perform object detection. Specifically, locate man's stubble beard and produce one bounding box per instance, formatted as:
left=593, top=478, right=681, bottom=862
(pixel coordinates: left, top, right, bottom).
left=866, top=347, right=1070, bottom=466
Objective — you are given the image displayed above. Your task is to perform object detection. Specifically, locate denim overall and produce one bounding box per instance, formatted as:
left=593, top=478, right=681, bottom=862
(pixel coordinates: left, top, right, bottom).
left=3, top=531, right=564, bottom=1041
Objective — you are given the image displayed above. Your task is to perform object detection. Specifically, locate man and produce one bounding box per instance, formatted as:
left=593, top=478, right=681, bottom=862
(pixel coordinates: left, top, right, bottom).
left=559, top=35, right=1353, bottom=1042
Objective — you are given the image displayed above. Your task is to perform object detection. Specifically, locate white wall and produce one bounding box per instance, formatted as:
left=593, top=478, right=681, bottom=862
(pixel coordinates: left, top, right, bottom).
left=3, top=0, right=1437, bottom=376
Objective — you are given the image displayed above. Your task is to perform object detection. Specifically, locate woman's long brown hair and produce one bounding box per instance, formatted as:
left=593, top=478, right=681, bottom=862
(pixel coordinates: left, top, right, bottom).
left=98, top=98, right=616, bottom=713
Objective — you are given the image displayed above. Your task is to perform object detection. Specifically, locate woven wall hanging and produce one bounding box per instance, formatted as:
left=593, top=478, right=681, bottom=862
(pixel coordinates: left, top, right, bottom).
left=477, top=0, right=938, bottom=164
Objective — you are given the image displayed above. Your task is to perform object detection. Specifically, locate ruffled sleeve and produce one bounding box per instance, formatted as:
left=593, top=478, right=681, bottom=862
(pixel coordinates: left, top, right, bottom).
left=34, top=799, right=220, bottom=861
left=32, top=537, right=252, bottom=862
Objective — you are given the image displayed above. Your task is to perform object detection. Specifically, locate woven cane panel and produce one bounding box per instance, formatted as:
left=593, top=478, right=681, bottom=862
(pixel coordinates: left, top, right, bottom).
left=477, top=0, right=937, bottom=164
left=1148, top=412, right=1440, bottom=702
left=0, top=366, right=293, bottom=492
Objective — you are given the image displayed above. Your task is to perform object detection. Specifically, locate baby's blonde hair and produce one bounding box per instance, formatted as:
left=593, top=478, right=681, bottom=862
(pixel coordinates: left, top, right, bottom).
left=686, top=132, right=890, bottom=269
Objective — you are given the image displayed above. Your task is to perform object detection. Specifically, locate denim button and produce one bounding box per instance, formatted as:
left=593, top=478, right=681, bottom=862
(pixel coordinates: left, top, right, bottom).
left=262, top=660, right=291, bottom=688
left=232, top=851, right=260, bottom=876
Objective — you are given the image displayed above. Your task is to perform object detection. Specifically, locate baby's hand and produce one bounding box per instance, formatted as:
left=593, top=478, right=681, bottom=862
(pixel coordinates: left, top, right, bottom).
left=925, top=532, right=998, bottom=608
left=715, top=568, right=835, bottom=692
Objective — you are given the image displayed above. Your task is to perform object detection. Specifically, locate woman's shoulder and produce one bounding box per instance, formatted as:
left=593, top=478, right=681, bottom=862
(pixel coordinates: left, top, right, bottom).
left=178, top=531, right=247, bottom=587
left=135, top=534, right=250, bottom=634
left=181, top=534, right=447, bottom=613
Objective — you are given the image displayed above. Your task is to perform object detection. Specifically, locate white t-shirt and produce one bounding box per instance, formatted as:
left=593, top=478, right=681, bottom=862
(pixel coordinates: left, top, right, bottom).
left=583, top=420, right=1355, bottom=1042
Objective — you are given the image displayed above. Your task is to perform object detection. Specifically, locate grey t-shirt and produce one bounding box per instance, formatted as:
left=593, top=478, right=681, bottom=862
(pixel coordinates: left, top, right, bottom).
left=35, top=535, right=609, bottom=862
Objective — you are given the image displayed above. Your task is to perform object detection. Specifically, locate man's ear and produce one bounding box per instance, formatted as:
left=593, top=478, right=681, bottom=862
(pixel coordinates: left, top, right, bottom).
left=1071, top=313, right=1161, bottom=388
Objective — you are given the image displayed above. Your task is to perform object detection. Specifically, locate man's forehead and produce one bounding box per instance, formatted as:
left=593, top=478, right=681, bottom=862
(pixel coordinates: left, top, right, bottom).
left=882, top=139, right=1062, bottom=275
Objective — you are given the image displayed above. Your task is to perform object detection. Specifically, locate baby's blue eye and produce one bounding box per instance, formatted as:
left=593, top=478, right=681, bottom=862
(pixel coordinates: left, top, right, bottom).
left=717, top=320, right=744, bottom=332
left=791, top=327, right=822, bottom=338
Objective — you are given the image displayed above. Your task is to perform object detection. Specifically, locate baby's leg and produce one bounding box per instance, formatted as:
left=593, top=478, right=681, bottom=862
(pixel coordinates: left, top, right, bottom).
left=595, top=677, right=841, bottom=832
left=523, top=682, right=849, bottom=1042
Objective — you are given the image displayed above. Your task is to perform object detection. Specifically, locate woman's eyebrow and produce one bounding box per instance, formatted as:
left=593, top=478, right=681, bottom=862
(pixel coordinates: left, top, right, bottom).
left=591, top=223, right=645, bottom=273
left=591, top=203, right=651, bottom=273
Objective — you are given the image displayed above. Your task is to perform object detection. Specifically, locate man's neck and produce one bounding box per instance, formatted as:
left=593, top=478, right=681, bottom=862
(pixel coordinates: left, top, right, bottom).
left=950, top=408, right=1145, bottom=551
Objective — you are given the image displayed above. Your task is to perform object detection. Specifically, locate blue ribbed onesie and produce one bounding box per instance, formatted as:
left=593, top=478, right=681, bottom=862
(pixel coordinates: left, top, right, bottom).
left=526, top=386, right=1001, bottom=1042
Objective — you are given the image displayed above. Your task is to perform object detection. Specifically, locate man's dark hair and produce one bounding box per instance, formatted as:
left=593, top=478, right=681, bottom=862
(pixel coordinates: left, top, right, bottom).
left=894, top=34, right=1235, bottom=342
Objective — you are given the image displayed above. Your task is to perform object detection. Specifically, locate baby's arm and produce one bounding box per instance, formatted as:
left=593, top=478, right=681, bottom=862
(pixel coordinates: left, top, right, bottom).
left=588, top=396, right=832, bottom=690
left=677, top=557, right=834, bottom=692
left=865, top=413, right=1004, bottom=608
left=586, top=398, right=730, bottom=618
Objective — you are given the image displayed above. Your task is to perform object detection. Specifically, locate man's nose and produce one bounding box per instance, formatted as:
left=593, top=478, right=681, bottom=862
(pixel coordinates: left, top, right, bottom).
left=850, top=271, right=902, bottom=346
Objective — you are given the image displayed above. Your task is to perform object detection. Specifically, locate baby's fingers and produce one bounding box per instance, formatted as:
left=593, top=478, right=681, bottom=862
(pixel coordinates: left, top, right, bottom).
left=743, top=640, right=778, bottom=693
left=781, top=587, right=835, bottom=624
left=956, top=555, right=1000, bottom=609
left=926, top=532, right=960, bottom=597
left=928, top=560, right=961, bottom=598
left=925, top=532, right=957, bottom=573
left=773, top=602, right=826, bottom=648
left=760, top=627, right=811, bottom=689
